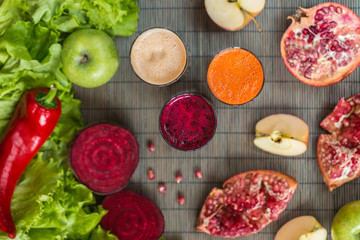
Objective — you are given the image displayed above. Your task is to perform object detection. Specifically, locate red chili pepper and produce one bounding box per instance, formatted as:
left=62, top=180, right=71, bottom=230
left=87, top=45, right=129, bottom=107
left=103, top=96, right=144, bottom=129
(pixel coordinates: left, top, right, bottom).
left=0, top=85, right=61, bottom=238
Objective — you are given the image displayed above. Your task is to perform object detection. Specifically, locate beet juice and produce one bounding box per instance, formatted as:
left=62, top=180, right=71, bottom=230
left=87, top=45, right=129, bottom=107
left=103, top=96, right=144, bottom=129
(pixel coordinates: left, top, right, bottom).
left=159, top=93, right=216, bottom=151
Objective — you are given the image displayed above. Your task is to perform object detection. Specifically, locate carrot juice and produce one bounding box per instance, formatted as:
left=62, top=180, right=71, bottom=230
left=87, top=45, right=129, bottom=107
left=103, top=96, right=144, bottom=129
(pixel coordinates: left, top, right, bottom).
left=207, top=48, right=264, bottom=105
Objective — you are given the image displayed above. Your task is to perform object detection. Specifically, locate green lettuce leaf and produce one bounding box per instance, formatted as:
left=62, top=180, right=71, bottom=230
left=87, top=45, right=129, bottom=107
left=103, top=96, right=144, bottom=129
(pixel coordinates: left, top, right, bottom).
left=75, top=0, right=140, bottom=36
left=0, top=1, right=126, bottom=239
left=0, top=0, right=139, bottom=37
left=89, top=227, right=117, bottom=240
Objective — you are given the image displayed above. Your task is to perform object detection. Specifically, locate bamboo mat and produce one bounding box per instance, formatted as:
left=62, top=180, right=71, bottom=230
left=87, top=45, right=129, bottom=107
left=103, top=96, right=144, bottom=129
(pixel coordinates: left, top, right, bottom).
left=73, top=0, right=360, bottom=239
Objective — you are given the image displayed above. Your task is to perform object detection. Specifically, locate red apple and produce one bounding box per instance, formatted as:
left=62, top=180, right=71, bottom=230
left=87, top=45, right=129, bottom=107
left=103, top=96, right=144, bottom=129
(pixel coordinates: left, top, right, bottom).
left=204, top=0, right=266, bottom=32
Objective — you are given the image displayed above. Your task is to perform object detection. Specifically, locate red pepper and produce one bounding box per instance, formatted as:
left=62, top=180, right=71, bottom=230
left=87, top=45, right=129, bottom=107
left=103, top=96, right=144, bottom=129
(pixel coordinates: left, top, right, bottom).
left=0, top=85, right=61, bottom=238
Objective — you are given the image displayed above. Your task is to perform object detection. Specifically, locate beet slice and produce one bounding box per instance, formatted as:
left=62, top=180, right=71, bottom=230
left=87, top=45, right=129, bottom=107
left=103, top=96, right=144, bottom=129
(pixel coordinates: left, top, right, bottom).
left=69, top=123, right=139, bottom=194
left=100, top=190, right=165, bottom=240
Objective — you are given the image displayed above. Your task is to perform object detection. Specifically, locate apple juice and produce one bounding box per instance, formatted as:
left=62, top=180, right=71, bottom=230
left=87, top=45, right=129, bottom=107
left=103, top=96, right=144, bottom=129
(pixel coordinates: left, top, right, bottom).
left=159, top=93, right=216, bottom=151
left=130, top=28, right=188, bottom=86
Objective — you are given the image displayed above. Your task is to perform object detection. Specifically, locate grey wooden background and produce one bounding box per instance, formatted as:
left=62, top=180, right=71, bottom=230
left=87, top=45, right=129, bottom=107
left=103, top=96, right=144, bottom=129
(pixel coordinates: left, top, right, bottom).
left=74, top=0, right=360, bottom=239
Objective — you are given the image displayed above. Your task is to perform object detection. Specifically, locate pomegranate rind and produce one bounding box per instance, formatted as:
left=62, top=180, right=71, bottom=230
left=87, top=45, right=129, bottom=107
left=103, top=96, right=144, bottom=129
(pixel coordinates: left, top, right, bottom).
left=281, top=2, right=360, bottom=86
left=69, top=123, right=139, bottom=195
left=318, top=94, right=360, bottom=191
left=317, top=135, right=341, bottom=191
left=196, top=170, right=298, bottom=238
left=100, top=190, right=164, bottom=240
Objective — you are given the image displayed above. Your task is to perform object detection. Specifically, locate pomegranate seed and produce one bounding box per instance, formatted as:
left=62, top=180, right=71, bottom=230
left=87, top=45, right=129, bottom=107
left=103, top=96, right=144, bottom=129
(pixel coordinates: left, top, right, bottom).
left=309, top=26, right=318, bottom=34
left=336, top=46, right=343, bottom=52
left=339, top=60, right=348, bottom=67
left=147, top=168, right=155, bottom=180
left=148, top=142, right=155, bottom=152
left=195, top=170, right=203, bottom=179
left=326, top=32, right=334, bottom=38
left=336, top=7, right=342, bottom=14
left=329, top=21, right=337, bottom=28
left=302, top=28, right=309, bottom=34
left=176, top=173, right=183, bottom=183
left=322, top=7, right=329, bottom=14
left=315, top=14, right=323, bottom=20
left=304, top=71, right=311, bottom=79
left=320, top=23, right=328, bottom=30
left=317, top=9, right=325, bottom=16
left=158, top=183, right=166, bottom=194
left=178, top=194, right=185, bottom=205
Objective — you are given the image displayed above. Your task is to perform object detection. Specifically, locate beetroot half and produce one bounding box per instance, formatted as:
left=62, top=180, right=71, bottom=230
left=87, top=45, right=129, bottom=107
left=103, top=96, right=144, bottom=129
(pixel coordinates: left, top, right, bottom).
left=100, top=190, right=165, bottom=240
left=69, top=123, right=139, bottom=194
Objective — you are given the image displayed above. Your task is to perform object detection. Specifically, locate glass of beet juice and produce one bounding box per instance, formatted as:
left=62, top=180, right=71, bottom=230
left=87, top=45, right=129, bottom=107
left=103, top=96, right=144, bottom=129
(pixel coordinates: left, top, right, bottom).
left=159, top=93, right=217, bottom=151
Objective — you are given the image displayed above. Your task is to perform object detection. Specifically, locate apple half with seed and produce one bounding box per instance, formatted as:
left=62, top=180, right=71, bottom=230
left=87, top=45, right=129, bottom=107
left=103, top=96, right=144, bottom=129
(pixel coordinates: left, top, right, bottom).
left=254, top=114, right=309, bottom=156
left=204, top=0, right=266, bottom=32
left=275, top=216, right=327, bottom=240
left=332, top=200, right=360, bottom=240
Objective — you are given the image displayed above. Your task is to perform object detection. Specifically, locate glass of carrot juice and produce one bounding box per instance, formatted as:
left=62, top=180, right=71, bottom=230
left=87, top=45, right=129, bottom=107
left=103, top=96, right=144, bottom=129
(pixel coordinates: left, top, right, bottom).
left=207, top=48, right=264, bottom=105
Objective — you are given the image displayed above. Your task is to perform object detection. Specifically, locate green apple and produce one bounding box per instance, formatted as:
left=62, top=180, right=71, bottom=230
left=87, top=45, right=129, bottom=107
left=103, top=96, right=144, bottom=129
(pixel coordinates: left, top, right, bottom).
left=62, top=29, right=119, bottom=88
left=332, top=200, right=360, bottom=240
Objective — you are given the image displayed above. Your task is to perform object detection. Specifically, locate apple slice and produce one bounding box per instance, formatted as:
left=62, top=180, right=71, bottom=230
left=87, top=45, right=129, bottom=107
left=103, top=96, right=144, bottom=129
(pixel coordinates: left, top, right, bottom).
left=204, top=0, right=266, bottom=32
left=275, top=216, right=327, bottom=240
left=254, top=114, right=309, bottom=156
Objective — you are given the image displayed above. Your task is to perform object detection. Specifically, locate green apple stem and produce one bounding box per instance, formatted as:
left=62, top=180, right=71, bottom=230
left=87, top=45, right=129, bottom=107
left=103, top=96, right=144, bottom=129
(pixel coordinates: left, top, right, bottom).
left=79, top=51, right=90, bottom=64
left=242, top=9, right=262, bottom=33
left=227, top=0, right=237, bottom=2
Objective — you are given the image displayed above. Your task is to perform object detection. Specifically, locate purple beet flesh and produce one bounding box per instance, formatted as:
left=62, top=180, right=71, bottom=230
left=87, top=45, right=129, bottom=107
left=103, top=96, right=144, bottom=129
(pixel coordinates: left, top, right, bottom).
left=100, top=190, right=164, bottom=240
left=69, top=123, right=139, bottom=194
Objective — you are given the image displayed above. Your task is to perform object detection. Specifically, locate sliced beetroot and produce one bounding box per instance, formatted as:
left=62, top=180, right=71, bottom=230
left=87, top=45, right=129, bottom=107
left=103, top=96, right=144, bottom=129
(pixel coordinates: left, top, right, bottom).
left=196, top=170, right=298, bottom=238
left=69, top=123, right=139, bottom=194
left=318, top=93, right=360, bottom=191
left=100, top=190, right=165, bottom=240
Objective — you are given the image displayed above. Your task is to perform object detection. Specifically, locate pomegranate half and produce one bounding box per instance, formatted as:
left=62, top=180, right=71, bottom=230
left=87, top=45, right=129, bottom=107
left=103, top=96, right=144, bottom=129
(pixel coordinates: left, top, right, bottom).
left=318, top=93, right=360, bottom=191
left=280, top=2, right=360, bottom=86
left=196, top=170, right=298, bottom=238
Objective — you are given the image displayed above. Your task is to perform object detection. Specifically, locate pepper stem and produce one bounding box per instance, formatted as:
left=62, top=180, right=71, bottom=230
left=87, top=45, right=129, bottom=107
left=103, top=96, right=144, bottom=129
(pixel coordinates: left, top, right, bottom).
left=45, top=84, right=57, bottom=105
left=36, top=84, right=58, bottom=109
